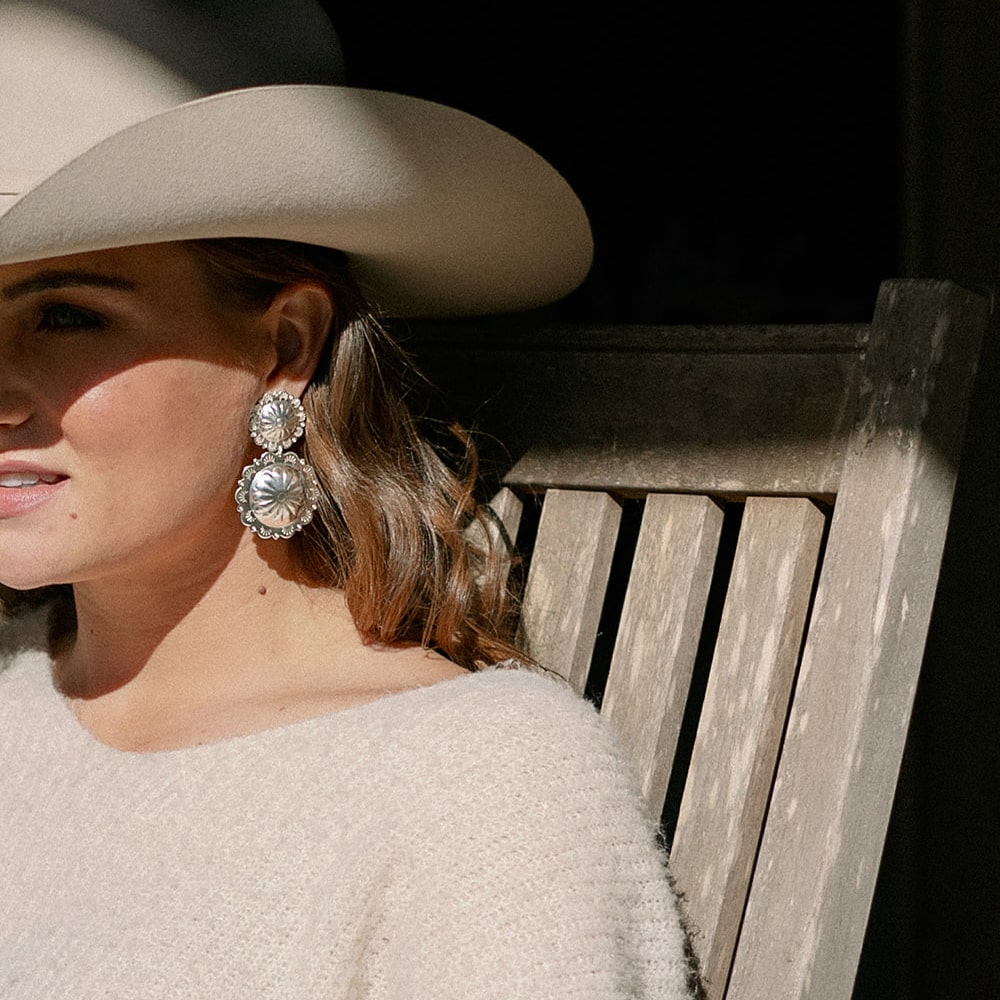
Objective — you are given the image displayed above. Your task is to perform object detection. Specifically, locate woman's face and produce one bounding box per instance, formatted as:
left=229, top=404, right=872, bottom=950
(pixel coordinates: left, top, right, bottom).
left=0, top=243, right=273, bottom=591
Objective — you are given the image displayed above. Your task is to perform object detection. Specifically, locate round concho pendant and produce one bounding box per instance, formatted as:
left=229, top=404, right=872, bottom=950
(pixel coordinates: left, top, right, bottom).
left=248, top=390, right=306, bottom=453
left=235, top=452, right=320, bottom=539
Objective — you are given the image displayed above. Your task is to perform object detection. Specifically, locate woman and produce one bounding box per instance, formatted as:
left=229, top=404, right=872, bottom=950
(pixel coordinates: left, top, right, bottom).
left=0, top=2, right=695, bottom=996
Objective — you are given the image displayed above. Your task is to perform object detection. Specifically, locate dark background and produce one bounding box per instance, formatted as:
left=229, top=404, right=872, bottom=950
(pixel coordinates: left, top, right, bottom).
left=326, top=5, right=998, bottom=998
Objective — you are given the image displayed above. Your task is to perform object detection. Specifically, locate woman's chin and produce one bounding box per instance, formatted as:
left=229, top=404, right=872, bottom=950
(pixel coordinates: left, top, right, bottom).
left=0, top=557, right=71, bottom=594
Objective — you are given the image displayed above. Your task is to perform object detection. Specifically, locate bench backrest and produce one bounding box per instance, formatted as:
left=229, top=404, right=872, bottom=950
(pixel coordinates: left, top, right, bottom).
left=407, top=279, right=990, bottom=999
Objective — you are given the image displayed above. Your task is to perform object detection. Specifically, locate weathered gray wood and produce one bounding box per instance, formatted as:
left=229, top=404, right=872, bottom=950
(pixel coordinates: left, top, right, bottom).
left=727, top=280, right=990, bottom=1000
left=465, top=486, right=523, bottom=589
left=669, top=498, right=826, bottom=1000
left=501, top=344, right=860, bottom=496
left=411, top=279, right=989, bottom=1000
left=484, top=485, right=523, bottom=549
left=517, top=489, right=621, bottom=691
left=601, top=493, right=724, bottom=811
left=406, top=325, right=865, bottom=498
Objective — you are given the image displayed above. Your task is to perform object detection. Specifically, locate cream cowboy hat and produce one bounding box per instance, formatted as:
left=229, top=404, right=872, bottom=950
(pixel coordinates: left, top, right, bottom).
left=0, top=1, right=592, bottom=316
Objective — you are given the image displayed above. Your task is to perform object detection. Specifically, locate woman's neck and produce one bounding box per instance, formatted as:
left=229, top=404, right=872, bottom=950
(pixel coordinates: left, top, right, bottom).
left=57, top=531, right=298, bottom=693
left=52, top=533, right=460, bottom=752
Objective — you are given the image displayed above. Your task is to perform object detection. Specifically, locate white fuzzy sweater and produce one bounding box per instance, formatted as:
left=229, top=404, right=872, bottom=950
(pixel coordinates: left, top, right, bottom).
left=0, top=642, right=692, bottom=998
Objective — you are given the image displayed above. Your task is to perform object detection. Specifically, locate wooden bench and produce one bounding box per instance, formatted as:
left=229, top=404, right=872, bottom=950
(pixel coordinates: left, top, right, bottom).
left=405, top=279, right=990, bottom=999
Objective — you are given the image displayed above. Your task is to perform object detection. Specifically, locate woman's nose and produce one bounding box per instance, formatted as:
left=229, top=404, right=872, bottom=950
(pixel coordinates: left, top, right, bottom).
left=0, top=386, right=34, bottom=430
left=0, top=335, right=35, bottom=429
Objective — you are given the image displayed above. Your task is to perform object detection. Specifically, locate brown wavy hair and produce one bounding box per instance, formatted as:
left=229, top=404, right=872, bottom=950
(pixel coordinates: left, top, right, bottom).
left=186, top=237, right=523, bottom=670
left=1, top=238, right=523, bottom=668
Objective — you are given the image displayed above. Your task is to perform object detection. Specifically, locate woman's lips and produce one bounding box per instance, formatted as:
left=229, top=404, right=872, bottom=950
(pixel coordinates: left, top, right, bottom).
left=0, top=470, right=68, bottom=517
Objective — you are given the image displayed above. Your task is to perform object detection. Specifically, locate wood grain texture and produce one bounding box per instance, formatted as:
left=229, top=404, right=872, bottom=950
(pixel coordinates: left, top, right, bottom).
left=484, top=486, right=523, bottom=550
left=669, top=498, right=825, bottom=1000
left=405, top=324, right=865, bottom=498
left=517, top=489, right=621, bottom=691
left=464, top=486, right=523, bottom=589
left=601, top=493, right=724, bottom=811
left=407, top=280, right=989, bottom=999
left=727, top=281, right=990, bottom=1000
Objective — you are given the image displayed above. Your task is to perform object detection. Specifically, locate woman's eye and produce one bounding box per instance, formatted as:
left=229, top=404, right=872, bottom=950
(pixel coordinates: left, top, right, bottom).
left=37, top=303, right=106, bottom=331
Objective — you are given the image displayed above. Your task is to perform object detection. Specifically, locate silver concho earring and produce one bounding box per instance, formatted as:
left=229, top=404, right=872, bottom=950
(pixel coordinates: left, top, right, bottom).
left=235, top=390, right=319, bottom=539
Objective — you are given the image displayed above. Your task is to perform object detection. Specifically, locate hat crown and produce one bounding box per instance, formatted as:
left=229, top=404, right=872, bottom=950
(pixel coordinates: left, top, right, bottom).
left=0, top=0, right=343, bottom=196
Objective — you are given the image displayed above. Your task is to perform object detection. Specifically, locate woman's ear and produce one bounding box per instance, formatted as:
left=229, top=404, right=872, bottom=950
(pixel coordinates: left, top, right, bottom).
left=262, top=281, right=334, bottom=396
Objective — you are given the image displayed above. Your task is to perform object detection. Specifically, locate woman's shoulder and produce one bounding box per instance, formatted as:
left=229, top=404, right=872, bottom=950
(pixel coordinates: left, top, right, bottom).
left=386, top=663, right=612, bottom=758
left=377, top=664, right=655, bottom=830
left=369, top=668, right=692, bottom=998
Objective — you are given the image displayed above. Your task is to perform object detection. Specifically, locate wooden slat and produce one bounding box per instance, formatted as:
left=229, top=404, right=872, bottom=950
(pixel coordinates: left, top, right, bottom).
left=669, top=498, right=825, bottom=1000
left=484, top=486, right=523, bottom=548
left=601, top=493, right=724, bottom=812
left=517, top=489, right=621, bottom=691
left=727, top=280, right=990, bottom=1000
left=409, top=280, right=988, bottom=997
left=466, top=486, right=523, bottom=589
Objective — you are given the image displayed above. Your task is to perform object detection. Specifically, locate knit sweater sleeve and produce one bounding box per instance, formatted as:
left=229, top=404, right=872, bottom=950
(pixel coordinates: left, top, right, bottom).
left=365, top=669, right=693, bottom=999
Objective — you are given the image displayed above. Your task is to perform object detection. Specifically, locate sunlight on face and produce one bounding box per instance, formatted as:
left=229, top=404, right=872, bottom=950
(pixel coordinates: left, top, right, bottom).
left=0, top=243, right=275, bottom=590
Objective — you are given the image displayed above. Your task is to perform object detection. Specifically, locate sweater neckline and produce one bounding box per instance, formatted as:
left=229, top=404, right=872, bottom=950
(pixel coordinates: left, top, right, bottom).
left=17, top=648, right=495, bottom=760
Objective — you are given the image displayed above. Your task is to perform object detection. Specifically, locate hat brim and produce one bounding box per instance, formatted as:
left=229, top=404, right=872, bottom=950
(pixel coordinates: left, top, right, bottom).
left=0, top=86, right=592, bottom=316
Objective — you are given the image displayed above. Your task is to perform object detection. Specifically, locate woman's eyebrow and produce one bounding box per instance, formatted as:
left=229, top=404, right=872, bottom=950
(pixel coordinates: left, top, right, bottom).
left=0, top=270, right=139, bottom=301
